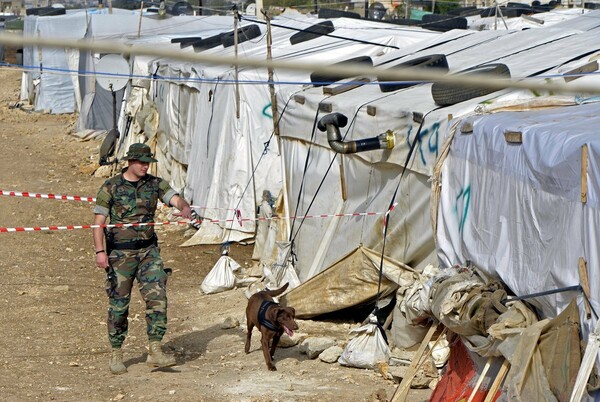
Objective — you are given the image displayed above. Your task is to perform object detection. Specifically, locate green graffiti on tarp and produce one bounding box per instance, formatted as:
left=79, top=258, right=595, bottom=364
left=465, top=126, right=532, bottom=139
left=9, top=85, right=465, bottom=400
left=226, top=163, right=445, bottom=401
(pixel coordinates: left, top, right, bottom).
left=262, top=103, right=272, bottom=119
left=455, top=185, right=471, bottom=234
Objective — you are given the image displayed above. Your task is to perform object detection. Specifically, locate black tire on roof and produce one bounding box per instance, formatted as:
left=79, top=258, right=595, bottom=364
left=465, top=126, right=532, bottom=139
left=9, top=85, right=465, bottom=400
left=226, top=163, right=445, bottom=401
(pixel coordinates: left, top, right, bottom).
left=421, top=13, right=468, bottom=32
left=317, top=8, right=361, bottom=19
left=388, top=18, right=422, bottom=26
left=221, top=24, right=262, bottom=48
left=290, top=20, right=335, bottom=45
left=26, top=7, right=66, bottom=16
left=193, top=34, right=224, bottom=52
left=310, top=56, right=373, bottom=87
left=378, top=54, right=448, bottom=93
left=172, top=37, right=203, bottom=48
left=431, top=63, right=511, bottom=106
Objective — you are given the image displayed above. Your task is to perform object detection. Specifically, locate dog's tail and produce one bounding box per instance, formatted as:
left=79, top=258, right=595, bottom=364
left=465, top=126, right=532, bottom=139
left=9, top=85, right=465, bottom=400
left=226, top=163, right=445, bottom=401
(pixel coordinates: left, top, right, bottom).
left=264, top=282, right=289, bottom=297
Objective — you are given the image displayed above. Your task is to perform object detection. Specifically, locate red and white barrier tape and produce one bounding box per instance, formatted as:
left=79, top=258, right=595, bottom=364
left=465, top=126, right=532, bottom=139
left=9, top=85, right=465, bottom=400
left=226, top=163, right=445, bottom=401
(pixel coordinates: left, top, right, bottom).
left=0, top=189, right=95, bottom=203
left=0, top=189, right=239, bottom=213
left=0, top=210, right=386, bottom=233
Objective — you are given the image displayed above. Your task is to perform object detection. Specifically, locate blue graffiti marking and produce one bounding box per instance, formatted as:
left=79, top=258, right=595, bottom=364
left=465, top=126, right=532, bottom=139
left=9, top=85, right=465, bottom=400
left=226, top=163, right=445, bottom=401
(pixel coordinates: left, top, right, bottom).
left=455, top=185, right=471, bottom=234
left=405, top=122, right=440, bottom=165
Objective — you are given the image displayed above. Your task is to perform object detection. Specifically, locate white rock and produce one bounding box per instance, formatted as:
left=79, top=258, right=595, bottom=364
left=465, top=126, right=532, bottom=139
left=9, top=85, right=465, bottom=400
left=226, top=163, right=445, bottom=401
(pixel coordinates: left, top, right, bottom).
left=299, top=337, right=336, bottom=359
left=318, top=346, right=343, bottom=363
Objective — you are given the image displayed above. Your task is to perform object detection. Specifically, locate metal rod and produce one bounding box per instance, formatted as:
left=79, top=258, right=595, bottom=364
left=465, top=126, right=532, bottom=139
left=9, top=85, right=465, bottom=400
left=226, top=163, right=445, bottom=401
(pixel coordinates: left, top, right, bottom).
left=503, top=285, right=581, bottom=303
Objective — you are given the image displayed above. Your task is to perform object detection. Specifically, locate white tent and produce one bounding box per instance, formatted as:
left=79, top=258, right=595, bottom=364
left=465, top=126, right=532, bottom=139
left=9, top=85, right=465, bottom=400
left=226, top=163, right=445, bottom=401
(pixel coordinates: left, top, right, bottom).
left=21, top=11, right=89, bottom=114
left=275, top=10, right=600, bottom=308
left=76, top=13, right=233, bottom=132
left=121, top=16, right=440, bottom=245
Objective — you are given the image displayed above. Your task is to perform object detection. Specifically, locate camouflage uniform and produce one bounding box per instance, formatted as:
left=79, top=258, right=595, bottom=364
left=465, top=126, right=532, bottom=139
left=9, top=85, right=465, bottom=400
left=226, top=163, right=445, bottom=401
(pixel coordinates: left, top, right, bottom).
left=94, top=170, right=178, bottom=348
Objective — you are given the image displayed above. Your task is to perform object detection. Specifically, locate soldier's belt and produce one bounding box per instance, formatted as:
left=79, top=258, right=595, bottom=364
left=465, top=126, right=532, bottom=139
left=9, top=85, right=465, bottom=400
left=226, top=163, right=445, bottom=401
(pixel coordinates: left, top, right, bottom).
left=111, top=236, right=157, bottom=250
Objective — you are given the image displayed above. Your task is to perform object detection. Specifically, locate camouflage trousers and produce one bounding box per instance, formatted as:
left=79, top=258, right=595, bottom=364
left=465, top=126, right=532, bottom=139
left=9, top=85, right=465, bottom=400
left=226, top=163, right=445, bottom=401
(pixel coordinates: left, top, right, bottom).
left=105, top=245, right=169, bottom=348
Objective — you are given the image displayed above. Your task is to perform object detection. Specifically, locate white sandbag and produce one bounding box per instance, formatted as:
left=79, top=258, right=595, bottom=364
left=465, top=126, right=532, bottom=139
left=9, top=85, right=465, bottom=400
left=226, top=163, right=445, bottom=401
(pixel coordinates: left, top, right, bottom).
left=263, top=241, right=301, bottom=290
left=200, top=255, right=241, bottom=294
left=338, top=315, right=390, bottom=369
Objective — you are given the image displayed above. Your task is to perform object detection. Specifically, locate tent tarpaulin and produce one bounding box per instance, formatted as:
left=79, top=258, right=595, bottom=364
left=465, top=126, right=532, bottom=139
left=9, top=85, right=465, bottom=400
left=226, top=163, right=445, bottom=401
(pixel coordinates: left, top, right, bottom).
left=280, top=246, right=416, bottom=318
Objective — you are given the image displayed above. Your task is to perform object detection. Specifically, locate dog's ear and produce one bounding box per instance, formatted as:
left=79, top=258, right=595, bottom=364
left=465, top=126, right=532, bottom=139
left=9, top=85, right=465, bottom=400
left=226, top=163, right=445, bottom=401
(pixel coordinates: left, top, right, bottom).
left=267, top=306, right=281, bottom=322
left=290, top=307, right=296, bottom=316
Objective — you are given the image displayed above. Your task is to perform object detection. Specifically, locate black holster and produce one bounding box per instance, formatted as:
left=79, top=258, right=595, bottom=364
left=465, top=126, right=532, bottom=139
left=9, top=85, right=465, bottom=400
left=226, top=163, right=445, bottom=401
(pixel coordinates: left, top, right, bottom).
left=104, top=229, right=115, bottom=255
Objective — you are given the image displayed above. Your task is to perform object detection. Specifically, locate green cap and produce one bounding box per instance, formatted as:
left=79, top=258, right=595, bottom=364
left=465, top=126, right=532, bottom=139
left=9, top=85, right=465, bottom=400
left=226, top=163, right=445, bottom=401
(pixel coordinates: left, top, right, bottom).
left=123, top=143, right=158, bottom=163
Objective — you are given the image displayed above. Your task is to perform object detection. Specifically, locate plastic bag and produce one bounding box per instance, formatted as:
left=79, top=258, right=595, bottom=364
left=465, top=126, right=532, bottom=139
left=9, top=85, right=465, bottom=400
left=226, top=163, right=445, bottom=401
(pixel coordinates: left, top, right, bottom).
left=200, top=255, right=241, bottom=294
left=338, top=315, right=390, bottom=369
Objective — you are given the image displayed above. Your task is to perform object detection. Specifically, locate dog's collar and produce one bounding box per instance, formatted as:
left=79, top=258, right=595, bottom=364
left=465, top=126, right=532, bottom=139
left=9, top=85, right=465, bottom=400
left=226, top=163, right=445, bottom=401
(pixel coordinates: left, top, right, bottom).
left=258, top=300, right=279, bottom=331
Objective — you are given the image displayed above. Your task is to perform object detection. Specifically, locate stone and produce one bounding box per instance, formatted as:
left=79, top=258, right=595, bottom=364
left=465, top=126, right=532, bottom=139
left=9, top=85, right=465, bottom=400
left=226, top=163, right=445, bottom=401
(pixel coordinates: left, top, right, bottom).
left=318, top=346, right=343, bottom=363
left=220, top=317, right=239, bottom=329
left=299, top=337, right=336, bottom=359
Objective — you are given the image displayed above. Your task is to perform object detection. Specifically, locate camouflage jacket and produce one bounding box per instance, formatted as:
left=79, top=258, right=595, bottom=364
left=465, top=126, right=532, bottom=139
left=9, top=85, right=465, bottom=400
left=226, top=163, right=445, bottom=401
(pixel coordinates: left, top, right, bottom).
left=94, top=169, right=177, bottom=243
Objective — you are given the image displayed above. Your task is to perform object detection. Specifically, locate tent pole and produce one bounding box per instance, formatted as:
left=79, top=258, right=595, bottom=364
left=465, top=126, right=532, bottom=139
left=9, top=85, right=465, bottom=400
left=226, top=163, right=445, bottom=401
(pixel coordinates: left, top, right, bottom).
left=137, top=1, right=144, bottom=38
left=234, top=8, right=240, bottom=119
left=263, top=11, right=279, bottom=138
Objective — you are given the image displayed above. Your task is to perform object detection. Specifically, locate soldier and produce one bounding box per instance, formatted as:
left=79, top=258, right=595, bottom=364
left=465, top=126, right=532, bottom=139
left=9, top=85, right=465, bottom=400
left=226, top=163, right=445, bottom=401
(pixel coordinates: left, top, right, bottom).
left=92, top=143, right=192, bottom=375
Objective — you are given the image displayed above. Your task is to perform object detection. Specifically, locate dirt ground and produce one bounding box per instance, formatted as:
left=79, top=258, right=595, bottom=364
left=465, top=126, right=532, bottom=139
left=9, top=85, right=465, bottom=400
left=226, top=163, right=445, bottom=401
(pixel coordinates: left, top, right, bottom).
left=0, top=68, right=432, bottom=402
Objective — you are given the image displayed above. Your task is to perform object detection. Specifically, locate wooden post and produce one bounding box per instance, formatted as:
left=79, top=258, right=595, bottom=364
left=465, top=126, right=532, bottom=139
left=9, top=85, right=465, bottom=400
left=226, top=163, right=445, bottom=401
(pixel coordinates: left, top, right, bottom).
left=467, top=356, right=493, bottom=402
left=582, top=144, right=588, bottom=204
left=137, top=1, right=144, bottom=38
left=390, top=324, right=442, bottom=402
left=570, top=319, right=600, bottom=402
left=233, top=9, right=240, bottom=119
left=578, top=257, right=592, bottom=319
left=262, top=10, right=278, bottom=137
left=483, top=360, right=510, bottom=402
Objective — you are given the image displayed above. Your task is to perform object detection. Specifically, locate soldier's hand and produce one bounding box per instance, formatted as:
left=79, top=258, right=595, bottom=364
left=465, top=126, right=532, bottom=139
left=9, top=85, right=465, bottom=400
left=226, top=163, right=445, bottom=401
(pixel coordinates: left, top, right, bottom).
left=96, top=251, right=109, bottom=270
left=174, top=204, right=193, bottom=220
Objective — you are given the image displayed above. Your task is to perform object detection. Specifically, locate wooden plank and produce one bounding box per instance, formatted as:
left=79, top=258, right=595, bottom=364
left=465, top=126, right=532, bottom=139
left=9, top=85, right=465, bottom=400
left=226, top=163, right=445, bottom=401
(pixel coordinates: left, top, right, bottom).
left=319, top=103, right=332, bottom=113
left=582, top=144, right=588, bottom=204
left=467, top=356, right=494, bottom=402
left=578, top=257, right=591, bottom=319
left=483, top=359, right=510, bottom=402
left=390, top=324, right=441, bottom=402
left=504, top=131, right=522, bottom=144
left=564, top=60, right=599, bottom=83
left=570, top=320, right=600, bottom=401
left=323, top=77, right=371, bottom=95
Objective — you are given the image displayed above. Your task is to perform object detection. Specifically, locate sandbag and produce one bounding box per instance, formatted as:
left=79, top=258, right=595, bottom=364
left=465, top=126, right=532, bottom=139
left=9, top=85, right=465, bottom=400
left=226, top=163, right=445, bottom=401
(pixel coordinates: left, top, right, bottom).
left=200, top=254, right=241, bottom=294
left=338, top=315, right=390, bottom=369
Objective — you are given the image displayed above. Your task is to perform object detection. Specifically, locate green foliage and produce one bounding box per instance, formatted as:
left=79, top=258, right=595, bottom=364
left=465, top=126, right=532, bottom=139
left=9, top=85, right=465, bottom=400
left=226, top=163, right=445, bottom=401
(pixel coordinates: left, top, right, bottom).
left=434, top=0, right=460, bottom=15
left=260, top=0, right=322, bottom=12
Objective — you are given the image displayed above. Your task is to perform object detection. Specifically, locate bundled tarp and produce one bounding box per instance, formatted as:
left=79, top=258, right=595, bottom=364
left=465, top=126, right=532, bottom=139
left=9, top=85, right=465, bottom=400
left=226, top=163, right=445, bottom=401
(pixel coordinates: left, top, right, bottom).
left=281, top=246, right=416, bottom=318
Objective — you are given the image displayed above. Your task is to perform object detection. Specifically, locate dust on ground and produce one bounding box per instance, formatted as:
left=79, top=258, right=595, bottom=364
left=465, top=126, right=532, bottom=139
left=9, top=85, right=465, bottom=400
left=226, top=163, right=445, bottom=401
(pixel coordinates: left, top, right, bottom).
left=0, top=68, right=432, bottom=401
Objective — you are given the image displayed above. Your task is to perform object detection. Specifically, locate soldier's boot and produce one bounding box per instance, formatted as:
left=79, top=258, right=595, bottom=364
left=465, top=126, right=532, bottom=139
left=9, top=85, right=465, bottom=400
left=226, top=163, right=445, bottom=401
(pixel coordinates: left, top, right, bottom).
left=109, top=348, right=127, bottom=375
left=146, top=341, right=176, bottom=368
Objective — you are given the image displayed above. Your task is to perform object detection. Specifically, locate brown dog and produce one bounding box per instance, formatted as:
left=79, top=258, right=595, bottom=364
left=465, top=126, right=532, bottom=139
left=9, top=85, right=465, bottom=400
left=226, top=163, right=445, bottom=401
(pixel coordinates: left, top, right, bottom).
left=245, top=282, right=299, bottom=371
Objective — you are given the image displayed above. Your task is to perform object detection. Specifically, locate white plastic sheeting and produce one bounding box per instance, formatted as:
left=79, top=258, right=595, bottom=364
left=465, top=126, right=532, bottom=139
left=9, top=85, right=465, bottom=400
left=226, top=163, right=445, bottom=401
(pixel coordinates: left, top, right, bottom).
left=467, top=7, right=593, bottom=31
left=436, top=101, right=600, bottom=354
left=22, top=12, right=88, bottom=114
